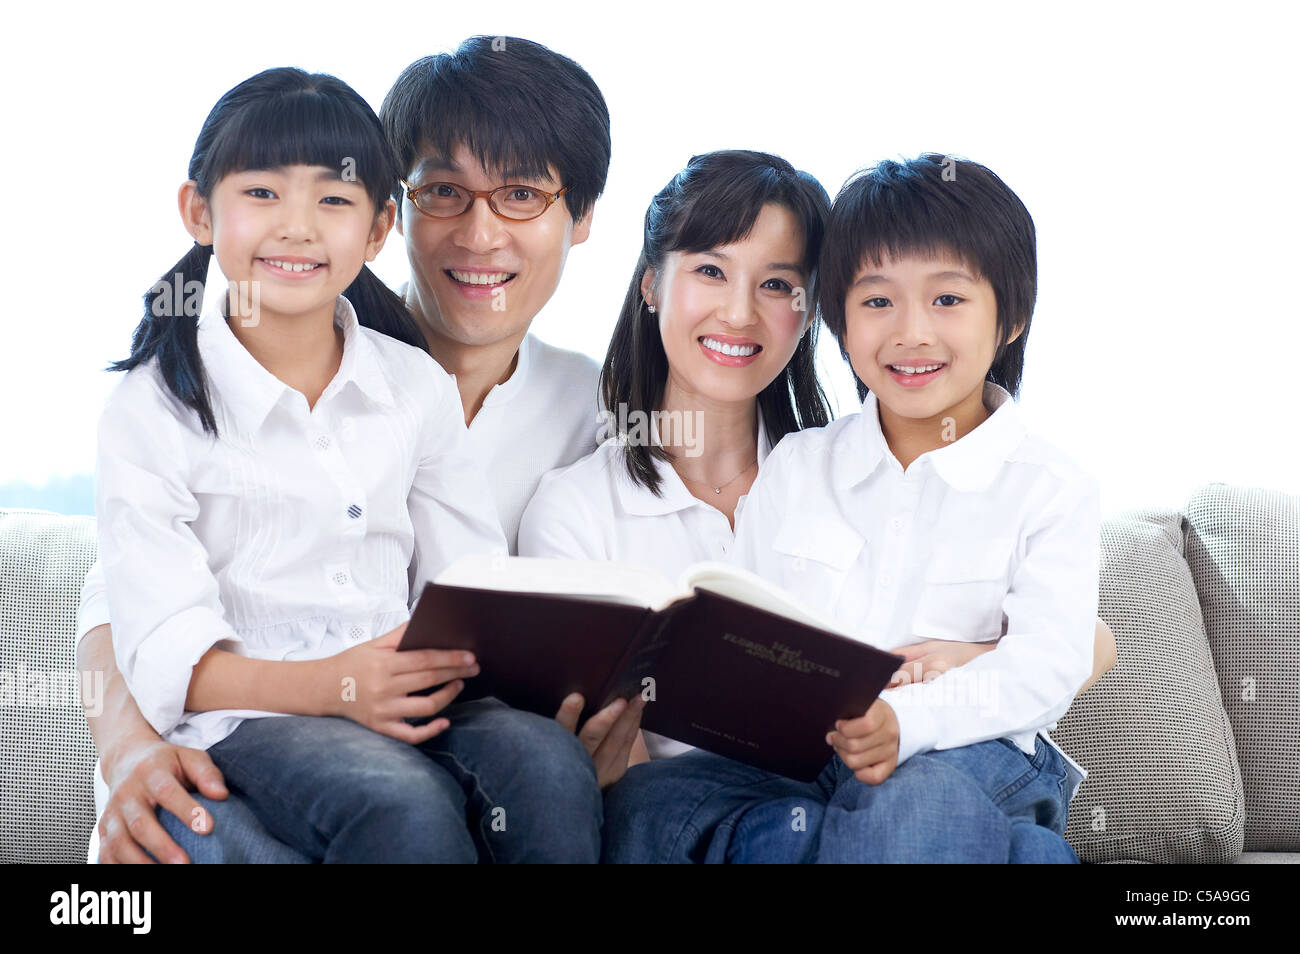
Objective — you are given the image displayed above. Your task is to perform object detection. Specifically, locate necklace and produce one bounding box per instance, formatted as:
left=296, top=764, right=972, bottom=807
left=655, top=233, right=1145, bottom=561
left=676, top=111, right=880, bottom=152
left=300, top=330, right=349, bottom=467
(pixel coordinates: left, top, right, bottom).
left=675, top=458, right=759, bottom=495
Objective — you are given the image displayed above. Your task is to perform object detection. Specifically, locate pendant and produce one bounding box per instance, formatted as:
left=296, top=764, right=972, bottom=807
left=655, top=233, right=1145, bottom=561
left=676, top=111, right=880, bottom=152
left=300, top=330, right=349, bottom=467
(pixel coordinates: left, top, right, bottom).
left=714, top=487, right=721, bottom=494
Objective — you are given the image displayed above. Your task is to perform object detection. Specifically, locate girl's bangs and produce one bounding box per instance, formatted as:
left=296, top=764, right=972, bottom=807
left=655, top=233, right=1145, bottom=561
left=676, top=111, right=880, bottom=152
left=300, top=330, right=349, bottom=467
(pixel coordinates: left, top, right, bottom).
left=201, top=91, right=398, bottom=207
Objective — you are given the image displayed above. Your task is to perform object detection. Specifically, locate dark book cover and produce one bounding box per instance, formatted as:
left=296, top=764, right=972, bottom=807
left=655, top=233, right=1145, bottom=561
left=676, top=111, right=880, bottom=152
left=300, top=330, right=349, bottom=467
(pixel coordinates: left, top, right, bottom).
left=399, top=581, right=904, bottom=781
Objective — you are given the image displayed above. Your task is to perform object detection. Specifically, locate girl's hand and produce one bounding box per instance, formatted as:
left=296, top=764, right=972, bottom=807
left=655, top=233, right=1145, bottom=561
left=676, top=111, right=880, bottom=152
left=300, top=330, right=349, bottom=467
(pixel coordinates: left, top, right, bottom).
left=554, top=693, right=647, bottom=789
left=320, top=623, right=480, bottom=744
left=888, top=638, right=998, bottom=688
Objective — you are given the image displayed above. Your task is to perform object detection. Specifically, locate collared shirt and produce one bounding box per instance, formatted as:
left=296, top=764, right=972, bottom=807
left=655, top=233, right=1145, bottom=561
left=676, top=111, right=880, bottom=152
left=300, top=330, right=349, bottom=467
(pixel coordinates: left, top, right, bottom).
left=94, top=265, right=507, bottom=750
left=730, top=383, right=1097, bottom=796
left=517, top=410, right=774, bottom=759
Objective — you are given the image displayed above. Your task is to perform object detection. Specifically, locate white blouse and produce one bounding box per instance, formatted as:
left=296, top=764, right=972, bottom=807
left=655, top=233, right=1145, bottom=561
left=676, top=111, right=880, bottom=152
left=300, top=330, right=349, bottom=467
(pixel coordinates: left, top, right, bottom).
left=730, top=383, right=1096, bottom=795
left=94, top=275, right=506, bottom=751
left=517, top=411, right=774, bottom=759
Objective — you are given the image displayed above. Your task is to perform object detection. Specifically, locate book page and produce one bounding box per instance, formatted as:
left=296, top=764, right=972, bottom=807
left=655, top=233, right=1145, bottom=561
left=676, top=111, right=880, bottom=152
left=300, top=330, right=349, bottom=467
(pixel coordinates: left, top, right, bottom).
left=434, top=555, right=683, bottom=610
left=678, top=561, right=850, bottom=636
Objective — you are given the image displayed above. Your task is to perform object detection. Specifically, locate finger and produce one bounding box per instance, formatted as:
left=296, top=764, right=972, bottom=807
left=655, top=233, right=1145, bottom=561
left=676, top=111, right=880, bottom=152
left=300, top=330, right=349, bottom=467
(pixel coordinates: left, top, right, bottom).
left=826, top=731, right=873, bottom=755
left=99, top=812, right=158, bottom=865
left=148, top=769, right=213, bottom=846
left=175, top=748, right=228, bottom=800
left=412, top=679, right=465, bottom=717
left=888, top=668, right=912, bottom=688
left=382, top=716, right=451, bottom=745
left=388, top=649, right=477, bottom=675
left=594, top=697, right=644, bottom=761
left=120, top=796, right=186, bottom=864
left=388, top=665, right=479, bottom=695
left=554, top=693, right=584, bottom=732
left=577, top=698, right=628, bottom=752
left=832, top=713, right=880, bottom=738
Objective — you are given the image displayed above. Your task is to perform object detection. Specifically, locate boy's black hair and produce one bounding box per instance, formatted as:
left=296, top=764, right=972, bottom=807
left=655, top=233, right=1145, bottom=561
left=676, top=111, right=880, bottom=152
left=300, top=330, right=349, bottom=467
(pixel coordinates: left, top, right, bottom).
left=113, top=67, right=425, bottom=436
left=380, top=36, right=610, bottom=223
left=603, top=150, right=833, bottom=496
left=818, top=154, right=1037, bottom=399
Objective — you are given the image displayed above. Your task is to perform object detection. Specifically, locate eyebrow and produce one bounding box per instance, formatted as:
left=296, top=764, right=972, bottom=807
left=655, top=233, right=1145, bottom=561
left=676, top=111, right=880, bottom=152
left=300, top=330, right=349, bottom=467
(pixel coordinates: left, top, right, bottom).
left=697, top=250, right=804, bottom=274
left=852, top=269, right=977, bottom=288
left=413, top=156, right=553, bottom=184
left=234, top=166, right=353, bottom=183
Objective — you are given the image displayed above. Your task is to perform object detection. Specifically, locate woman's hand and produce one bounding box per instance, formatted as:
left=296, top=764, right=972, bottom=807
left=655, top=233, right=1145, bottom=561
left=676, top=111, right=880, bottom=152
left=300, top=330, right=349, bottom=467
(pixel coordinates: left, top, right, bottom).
left=554, top=693, right=647, bottom=789
left=888, top=638, right=998, bottom=688
left=98, top=734, right=228, bottom=864
left=319, top=623, right=481, bottom=744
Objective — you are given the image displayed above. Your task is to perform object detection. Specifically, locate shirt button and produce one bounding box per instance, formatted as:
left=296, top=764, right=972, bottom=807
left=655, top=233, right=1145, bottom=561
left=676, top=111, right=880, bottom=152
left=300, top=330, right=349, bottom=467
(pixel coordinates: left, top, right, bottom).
left=889, top=517, right=903, bottom=533
left=347, top=504, right=363, bottom=519
left=348, top=625, right=366, bottom=641
left=332, top=571, right=350, bottom=586
left=314, top=435, right=331, bottom=451
left=880, top=573, right=893, bottom=588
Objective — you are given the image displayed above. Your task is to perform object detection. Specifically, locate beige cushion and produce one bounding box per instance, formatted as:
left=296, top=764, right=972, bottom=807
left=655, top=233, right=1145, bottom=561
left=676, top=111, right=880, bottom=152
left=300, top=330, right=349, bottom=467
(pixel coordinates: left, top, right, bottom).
left=1052, top=508, right=1245, bottom=863
left=1185, top=484, right=1300, bottom=851
left=0, top=509, right=99, bottom=863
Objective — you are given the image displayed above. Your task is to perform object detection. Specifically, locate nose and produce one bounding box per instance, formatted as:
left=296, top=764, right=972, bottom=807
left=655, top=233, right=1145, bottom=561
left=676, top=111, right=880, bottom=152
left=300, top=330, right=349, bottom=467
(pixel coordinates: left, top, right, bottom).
left=717, top=281, right=760, bottom=331
left=277, top=191, right=319, bottom=243
left=451, top=195, right=508, bottom=254
left=891, top=299, right=934, bottom=348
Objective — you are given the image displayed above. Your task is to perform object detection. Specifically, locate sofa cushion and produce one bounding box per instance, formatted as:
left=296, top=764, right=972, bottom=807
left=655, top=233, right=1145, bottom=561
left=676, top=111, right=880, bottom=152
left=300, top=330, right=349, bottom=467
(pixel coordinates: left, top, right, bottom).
left=1185, top=483, right=1300, bottom=852
left=1051, top=508, right=1245, bottom=863
left=0, top=508, right=99, bottom=863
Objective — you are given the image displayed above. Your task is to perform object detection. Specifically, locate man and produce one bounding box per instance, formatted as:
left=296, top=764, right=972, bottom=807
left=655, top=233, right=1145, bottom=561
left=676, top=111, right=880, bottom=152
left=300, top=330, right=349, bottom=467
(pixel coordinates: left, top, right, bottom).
left=78, top=36, right=632, bottom=863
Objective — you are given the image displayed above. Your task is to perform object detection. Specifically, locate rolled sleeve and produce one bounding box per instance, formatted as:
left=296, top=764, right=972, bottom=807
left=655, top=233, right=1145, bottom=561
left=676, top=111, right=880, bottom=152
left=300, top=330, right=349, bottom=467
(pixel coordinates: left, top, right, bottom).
left=882, top=475, right=1101, bottom=764
left=95, top=372, right=242, bottom=737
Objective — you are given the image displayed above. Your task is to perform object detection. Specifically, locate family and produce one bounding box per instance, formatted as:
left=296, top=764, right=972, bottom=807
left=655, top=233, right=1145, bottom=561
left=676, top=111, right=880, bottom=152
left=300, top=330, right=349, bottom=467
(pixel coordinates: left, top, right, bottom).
left=79, top=35, right=1117, bottom=864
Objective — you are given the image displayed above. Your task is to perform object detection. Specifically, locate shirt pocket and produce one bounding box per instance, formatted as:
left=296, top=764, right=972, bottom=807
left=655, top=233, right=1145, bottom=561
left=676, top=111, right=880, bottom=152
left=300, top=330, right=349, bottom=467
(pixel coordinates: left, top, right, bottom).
left=910, top=537, right=1015, bottom=642
left=771, top=517, right=867, bottom=610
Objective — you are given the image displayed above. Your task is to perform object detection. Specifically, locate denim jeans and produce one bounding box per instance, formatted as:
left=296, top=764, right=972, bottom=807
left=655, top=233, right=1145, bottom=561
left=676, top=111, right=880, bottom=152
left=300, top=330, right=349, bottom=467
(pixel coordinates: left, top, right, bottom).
left=159, top=698, right=602, bottom=863
left=603, top=736, right=1078, bottom=863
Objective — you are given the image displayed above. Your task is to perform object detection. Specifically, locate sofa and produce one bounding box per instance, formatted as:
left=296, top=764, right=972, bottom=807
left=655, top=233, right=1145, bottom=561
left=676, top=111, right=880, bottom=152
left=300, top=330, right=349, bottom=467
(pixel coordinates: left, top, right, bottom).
left=2, top=482, right=1297, bottom=863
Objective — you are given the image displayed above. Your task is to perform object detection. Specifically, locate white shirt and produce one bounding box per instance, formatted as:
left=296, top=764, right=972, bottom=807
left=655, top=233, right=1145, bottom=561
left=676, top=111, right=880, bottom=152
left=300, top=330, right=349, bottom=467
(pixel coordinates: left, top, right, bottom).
left=730, top=383, right=1096, bottom=797
left=518, top=412, right=774, bottom=759
left=460, top=330, right=603, bottom=553
left=93, top=272, right=507, bottom=752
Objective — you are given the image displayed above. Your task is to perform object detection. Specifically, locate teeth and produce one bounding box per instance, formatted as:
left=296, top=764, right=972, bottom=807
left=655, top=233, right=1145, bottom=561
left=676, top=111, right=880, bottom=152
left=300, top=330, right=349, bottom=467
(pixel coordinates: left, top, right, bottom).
left=265, top=259, right=321, bottom=272
left=450, top=269, right=512, bottom=285
left=702, top=337, right=758, bottom=357
left=891, top=364, right=943, bottom=375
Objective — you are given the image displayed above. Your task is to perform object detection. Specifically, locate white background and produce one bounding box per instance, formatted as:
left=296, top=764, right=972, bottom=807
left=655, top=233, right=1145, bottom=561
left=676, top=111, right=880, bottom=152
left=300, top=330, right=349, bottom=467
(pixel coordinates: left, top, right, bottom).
left=1, top=0, right=1295, bottom=515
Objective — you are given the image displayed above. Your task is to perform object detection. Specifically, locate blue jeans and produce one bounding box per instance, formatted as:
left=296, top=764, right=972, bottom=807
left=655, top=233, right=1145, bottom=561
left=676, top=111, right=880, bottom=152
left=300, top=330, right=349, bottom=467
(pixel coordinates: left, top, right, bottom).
left=159, top=698, right=601, bottom=863
left=603, top=736, right=1078, bottom=863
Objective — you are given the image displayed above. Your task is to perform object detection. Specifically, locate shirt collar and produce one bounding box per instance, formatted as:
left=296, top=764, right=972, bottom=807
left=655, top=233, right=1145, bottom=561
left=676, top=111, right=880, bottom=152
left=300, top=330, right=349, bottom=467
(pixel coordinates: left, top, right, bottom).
left=614, top=404, right=775, bottom=517
left=833, top=381, right=1027, bottom=493
left=480, top=332, right=534, bottom=408
left=196, top=258, right=394, bottom=436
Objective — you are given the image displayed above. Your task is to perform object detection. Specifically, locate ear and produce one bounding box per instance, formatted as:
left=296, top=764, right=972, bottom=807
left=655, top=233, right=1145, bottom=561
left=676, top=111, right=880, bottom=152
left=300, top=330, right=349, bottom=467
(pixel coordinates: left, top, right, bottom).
left=570, top=202, right=594, bottom=247
left=365, top=199, right=398, bottom=262
left=639, top=268, right=657, bottom=309
left=1003, top=319, right=1026, bottom=348
left=178, top=181, right=212, bottom=245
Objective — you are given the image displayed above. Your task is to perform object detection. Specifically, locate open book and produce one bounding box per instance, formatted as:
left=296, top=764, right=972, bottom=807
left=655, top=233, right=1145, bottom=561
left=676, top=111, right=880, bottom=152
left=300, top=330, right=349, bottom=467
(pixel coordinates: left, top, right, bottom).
left=399, top=556, right=904, bottom=781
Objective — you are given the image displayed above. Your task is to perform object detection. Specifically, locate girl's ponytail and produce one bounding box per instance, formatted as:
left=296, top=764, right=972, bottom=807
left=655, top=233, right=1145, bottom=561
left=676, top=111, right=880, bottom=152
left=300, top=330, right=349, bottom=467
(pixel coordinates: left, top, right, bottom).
left=344, top=266, right=428, bottom=353
left=110, top=242, right=219, bottom=435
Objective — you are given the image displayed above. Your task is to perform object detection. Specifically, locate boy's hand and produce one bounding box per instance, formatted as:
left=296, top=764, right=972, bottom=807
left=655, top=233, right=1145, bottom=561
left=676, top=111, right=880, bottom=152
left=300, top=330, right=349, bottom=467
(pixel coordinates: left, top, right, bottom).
left=555, top=692, right=647, bottom=789
left=888, top=638, right=998, bottom=687
left=321, top=623, right=480, bottom=744
left=827, top=698, right=899, bottom=785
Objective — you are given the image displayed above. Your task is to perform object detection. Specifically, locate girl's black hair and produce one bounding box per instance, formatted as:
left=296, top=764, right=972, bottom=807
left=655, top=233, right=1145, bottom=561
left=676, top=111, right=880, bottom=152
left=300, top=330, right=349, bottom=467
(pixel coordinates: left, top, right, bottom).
left=602, top=150, right=833, bottom=496
left=112, top=67, right=425, bottom=436
left=818, top=154, right=1037, bottom=400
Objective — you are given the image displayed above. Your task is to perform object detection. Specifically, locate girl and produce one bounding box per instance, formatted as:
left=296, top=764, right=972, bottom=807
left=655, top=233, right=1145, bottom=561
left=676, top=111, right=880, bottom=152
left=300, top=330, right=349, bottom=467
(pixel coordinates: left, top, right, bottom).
left=96, top=67, right=601, bottom=863
left=517, top=151, right=1113, bottom=861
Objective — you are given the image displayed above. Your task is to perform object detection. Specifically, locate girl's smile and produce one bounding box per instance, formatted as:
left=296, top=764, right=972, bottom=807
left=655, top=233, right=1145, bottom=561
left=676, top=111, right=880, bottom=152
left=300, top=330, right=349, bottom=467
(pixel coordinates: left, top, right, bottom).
left=255, top=255, right=328, bottom=281
left=884, top=358, right=948, bottom=388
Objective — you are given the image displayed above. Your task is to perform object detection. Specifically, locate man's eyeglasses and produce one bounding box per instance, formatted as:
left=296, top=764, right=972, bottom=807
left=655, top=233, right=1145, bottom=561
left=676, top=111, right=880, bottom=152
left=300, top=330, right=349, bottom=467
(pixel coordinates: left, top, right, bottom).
left=403, top=181, right=569, bottom=222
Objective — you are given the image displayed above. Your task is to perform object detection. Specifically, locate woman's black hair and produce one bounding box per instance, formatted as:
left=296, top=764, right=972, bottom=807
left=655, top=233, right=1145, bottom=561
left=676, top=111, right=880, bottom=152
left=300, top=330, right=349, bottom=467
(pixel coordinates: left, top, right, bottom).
left=818, top=154, right=1037, bottom=401
left=602, top=150, right=833, bottom=496
left=112, top=67, right=425, bottom=436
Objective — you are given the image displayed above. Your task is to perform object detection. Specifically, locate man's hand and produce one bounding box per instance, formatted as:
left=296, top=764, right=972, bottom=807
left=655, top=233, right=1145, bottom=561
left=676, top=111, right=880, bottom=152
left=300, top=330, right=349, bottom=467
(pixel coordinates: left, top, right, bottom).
left=319, top=623, right=480, bottom=743
left=555, top=693, right=646, bottom=789
left=827, top=698, right=899, bottom=785
left=98, top=737, right=228, bottom=864
left=889, top=638, right=997, bottom=688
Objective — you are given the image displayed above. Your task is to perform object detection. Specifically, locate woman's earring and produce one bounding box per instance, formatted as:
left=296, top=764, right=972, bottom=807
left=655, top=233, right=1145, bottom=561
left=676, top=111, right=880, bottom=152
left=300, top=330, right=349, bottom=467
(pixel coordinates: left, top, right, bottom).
left=644, top=299, right=657, bottom=314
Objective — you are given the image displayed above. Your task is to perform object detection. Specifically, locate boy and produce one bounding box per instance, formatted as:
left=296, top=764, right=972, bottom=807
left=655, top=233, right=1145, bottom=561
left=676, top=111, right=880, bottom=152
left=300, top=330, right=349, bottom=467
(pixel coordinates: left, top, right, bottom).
left=607, top=155, right=1098, bottom=863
